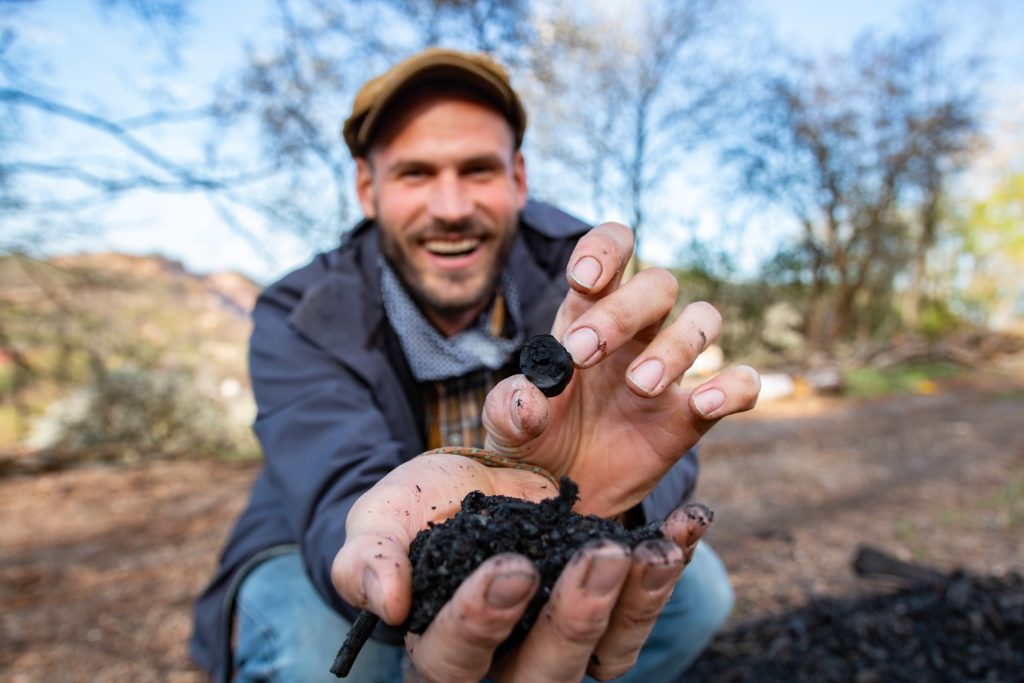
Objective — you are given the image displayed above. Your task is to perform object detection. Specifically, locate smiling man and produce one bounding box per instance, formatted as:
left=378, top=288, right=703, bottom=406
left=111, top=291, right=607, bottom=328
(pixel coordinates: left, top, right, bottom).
left=190, top=48, right=759, bottom=683
left=355, top=81, right=525, bottom=336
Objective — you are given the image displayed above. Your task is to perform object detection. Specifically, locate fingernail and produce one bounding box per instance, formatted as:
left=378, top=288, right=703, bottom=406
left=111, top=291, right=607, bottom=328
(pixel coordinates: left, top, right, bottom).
left=628, top=359, right=664, bottom=393
left=563, top=327, right=600, bottom=366
left=683, top=503, right=714, bottom=526
left=571, top=256, right=602, bottom=289
left=487, top=571, right=537, bottom=608
left=362, top=568, right=389, bottom=622
left=583, top=547, right=629, bottom=595
left=693, top=388, right=725, bottom=417
left=642, top=563, right=680, bottom=591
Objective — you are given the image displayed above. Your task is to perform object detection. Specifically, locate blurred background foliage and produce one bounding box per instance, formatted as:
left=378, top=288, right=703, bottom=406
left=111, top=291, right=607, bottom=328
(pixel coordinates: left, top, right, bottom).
left=0, top=0, right=1021, bottom=468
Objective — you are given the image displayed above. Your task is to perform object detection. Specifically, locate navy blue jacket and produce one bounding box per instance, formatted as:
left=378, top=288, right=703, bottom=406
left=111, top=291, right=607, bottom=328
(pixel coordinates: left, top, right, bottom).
left=189, top=201, right=699, bottom=681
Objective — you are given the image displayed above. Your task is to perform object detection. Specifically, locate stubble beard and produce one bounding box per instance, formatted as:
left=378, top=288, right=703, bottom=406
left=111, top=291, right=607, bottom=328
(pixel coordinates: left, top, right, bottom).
left=380, top=214, right=518, bottom=323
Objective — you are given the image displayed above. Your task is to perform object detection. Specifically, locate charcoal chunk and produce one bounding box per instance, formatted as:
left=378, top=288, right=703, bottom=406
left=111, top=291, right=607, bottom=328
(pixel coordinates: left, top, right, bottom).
left=520, top=334, right=574, bottom=397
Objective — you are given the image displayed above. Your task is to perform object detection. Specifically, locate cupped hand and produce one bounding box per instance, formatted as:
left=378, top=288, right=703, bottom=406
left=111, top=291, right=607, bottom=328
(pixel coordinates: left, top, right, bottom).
left=483, top=222, right=760, bottom=516
left=331, top=453, right=715, bottom=683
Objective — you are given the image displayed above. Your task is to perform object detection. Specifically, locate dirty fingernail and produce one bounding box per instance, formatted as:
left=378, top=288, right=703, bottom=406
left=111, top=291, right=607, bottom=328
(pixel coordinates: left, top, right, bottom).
left=362, top=568, right=389, bottom=622
left=629, top=359, right=664, bottom=393
left=683, top=503, right=714, bottom=527
left=487, top=571, right=537, bottom=608
left=571, top=256, right=602, bottom=289
left=563, top=327, right=600, bottom=366
left=693, top=388, right=725, bottom=417
left=642, top=562, right=680, bottom=591
left=583, top=547, right=630, bottom=595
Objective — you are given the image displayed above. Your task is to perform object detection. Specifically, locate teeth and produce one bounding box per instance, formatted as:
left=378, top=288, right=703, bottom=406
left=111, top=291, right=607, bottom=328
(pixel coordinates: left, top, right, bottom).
left=425, top=238, right=480, bottom=255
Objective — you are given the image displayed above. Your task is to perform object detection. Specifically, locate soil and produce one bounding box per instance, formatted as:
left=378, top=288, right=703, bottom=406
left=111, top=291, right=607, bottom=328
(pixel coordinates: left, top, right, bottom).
left=1, top=360, right=1022, bottom=682
left=404, top=478, right=662, bottom=636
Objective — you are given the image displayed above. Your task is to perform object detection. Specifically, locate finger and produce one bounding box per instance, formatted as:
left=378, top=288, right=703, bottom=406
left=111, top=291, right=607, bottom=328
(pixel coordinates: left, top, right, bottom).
left=661, top=502, right=715, bottom=564
left=555, top=223, right=635, bottom=333
left=332, top=527, right=414, bottom=626
left=588, top=539, right=686, bottom=680
left=332, top=476, right=450, bottom=626
left=625, top=301, right=723, bottom=397
left=482, top=374, right=551, bottom=454
left=686, top=364, right=761, bottom=431
left=498, top=540, right=631, bottom=682
left=406, top=554, right=539, bottom=683
left=566, top=222, right=635, bottom=294
left=560, top=267, right=679, bottom=368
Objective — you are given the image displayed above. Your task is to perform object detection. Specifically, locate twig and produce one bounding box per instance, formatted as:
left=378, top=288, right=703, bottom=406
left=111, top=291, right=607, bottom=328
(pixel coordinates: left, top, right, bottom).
left=330, top=610, right=379, bottom=678
left=853, top=544, right=948, bottom=589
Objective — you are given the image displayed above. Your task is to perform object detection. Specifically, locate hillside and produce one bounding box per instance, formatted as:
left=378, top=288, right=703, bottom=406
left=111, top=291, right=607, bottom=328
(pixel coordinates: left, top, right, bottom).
left=0, top=252, right=262, bottom=461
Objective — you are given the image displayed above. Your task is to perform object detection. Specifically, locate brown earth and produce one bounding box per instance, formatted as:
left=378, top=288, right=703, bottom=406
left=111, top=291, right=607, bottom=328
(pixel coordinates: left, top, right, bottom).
left=1, top=362, right=1022, bottom=682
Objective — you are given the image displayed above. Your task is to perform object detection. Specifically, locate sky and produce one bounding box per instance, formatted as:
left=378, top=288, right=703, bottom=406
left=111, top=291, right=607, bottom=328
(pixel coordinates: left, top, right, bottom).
left=7, top=0, right=1024, bottom=284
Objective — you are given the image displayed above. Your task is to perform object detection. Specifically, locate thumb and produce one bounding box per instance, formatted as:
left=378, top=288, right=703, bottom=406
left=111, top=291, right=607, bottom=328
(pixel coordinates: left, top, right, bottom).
left=482, top=375, right=550, bottom=455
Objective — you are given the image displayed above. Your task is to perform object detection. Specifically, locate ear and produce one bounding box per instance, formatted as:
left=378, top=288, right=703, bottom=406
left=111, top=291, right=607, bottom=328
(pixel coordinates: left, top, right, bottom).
left=355, top=157, right=377, bottom=219
left=513, top=150, right=528, bottom=210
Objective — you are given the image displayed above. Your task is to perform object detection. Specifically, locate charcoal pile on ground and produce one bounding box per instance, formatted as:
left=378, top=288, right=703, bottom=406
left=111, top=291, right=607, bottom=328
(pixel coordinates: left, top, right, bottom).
left=687, top=570, right=1024, bottom=683
left=404, top=477, right=662, bottom=640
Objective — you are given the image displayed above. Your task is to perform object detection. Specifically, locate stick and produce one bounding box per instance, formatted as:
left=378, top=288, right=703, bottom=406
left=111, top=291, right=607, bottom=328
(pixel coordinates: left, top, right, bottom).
left=330, top=610, right=380, bottom=678
left=853, top=544, right=948, bottom=589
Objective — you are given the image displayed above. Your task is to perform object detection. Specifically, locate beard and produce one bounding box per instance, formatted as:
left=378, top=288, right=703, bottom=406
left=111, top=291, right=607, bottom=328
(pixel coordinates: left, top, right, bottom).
left=379, top=213, right=518, bottom=323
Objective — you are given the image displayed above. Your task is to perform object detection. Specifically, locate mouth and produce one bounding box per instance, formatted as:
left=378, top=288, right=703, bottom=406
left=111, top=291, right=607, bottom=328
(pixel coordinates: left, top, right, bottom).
left=423, top=236, right=483, bottom=258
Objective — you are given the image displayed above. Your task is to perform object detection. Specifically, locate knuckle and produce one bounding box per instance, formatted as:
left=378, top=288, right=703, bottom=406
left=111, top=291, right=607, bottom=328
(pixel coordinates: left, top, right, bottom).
left=623, top=601, right=664, bottom=625
left=643, top=268, right=679, bottom=303
left=413, top=659, right=476, bottom=683
left=597, top=221, right=634, bottom=245
left=603, top=305, right=634, bottom=338
left=589, top=658, right=636, bottom=681
left=685, top=300, right=722, bottom=328
left=735, top=364, right=762, bottom=400
left=552, top=609, right=611, bottom=645
left=458, top=618, right=509, bottom=650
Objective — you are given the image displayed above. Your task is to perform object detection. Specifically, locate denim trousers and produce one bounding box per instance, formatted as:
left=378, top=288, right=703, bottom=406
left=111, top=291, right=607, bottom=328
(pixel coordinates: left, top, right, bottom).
left=234, top=543, right=733, bottom=682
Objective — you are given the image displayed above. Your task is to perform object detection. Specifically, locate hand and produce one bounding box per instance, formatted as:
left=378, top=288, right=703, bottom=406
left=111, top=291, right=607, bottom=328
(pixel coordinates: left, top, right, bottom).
left=483, top=221, right=760, bottom=516
left=331, top=453, right=716, bottom=682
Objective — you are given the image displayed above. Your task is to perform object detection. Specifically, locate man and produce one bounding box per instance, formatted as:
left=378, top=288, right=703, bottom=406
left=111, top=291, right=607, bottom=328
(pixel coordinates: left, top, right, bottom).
left=190, top=48, right=760, bottom=683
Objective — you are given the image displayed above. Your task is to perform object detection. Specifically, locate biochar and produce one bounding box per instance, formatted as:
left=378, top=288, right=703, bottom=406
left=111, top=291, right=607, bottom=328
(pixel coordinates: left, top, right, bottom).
left=403, top=477, right=661, bottom=639
left=331, top=477, right=664, bottom=677
left=520, top=334, right=574, bottom=397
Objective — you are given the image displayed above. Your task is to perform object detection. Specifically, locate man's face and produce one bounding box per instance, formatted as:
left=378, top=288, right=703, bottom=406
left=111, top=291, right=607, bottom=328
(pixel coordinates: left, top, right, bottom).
left=356, top=93, right=527, bottom=334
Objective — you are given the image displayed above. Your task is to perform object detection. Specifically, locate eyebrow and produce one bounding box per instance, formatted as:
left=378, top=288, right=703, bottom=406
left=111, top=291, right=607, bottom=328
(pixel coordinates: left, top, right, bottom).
left=383, top=152, right=510, bottom=176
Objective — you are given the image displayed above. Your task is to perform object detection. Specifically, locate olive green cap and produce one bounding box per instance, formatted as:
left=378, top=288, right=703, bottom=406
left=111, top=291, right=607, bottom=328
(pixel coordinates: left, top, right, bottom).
left=342, top=47, right=527, bottom=158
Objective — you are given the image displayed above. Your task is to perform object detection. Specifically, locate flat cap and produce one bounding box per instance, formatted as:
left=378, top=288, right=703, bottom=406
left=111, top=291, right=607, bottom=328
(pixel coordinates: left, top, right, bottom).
left=342, top=47, right=527, bottom=157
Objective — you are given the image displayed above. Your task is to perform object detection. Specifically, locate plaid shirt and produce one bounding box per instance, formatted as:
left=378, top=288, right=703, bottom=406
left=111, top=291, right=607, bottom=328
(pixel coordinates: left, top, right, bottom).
left=421, top=291, right=515, bottom=449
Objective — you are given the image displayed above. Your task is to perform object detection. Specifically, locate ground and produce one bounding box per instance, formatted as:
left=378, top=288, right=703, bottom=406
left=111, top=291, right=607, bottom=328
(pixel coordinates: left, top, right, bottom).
left=1, top=362, right=1022, bottom=682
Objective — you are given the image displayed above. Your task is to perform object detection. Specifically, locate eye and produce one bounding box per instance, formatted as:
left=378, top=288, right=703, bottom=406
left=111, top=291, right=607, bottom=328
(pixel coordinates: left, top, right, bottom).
left=465, top=163, right=497, bottom=178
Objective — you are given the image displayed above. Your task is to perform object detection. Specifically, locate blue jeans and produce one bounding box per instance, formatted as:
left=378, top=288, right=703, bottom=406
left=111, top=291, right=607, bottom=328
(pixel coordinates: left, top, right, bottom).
left=234, top=544, right=732, bottom=682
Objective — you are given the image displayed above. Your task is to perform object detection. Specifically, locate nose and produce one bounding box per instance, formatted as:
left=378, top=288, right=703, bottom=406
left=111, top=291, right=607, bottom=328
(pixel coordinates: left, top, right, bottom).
left=428, top=171, right=474, bottom=225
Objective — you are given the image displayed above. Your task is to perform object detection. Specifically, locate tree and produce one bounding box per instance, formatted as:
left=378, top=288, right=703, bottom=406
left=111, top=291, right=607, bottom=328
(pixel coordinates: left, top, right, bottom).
left=0, top=1, right=273, bottom=255
left=0, top=1, right=270, bottom=444
left=960, top=168, right=1024, bottom=330
left=523, top=0, right=743, bottom=260
left=207, top=0, right=534, bottom=245
left=727, top=23, right=984, bottom=351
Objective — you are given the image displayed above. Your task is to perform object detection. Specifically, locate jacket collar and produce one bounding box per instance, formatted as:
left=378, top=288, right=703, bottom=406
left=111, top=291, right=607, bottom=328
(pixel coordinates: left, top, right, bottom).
left=286, top=213, right=567, bottom=386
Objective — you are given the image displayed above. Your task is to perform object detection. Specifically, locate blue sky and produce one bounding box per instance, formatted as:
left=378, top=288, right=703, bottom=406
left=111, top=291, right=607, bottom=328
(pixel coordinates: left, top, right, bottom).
left=9, top=0, right=1024, bottom=283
